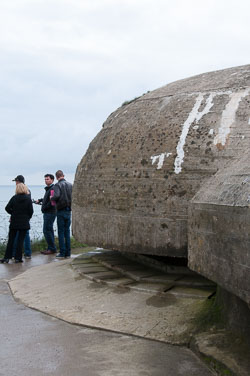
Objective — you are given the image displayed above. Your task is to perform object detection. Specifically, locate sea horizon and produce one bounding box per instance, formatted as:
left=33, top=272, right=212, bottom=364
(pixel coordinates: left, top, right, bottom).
left=0, top=185, right=57, bottom=242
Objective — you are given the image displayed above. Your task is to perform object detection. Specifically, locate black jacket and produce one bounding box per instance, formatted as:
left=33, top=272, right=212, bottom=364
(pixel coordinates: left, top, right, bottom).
left=52, top=179, right=72, bottom=210
left=5, top=194, right=33, bottom=230
left=38, top=184, right=56, bottom=214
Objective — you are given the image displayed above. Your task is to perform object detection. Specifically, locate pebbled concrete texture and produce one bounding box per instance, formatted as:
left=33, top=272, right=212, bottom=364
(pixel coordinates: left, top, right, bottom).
left=8, top=250, right=250, bottom=375
left=1, top=255, right=215, bottom=376
left=73, top=64, right=250, bottom=259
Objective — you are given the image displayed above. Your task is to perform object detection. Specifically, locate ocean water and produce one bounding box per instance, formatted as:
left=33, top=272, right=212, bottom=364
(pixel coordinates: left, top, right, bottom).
left=0, top=185, right=56, bottom=242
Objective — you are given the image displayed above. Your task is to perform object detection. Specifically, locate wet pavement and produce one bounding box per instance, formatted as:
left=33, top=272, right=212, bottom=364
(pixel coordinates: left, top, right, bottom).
left=0, top=254, right=214, bottom=376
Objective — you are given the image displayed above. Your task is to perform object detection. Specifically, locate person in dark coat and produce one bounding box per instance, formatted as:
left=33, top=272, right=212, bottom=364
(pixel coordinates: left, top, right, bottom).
left=35, top=173, right=57, bottom=254
left=0, top=183, right=33, bottom=263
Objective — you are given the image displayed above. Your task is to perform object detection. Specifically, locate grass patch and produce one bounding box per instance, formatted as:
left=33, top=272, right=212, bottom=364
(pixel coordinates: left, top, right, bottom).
left=0, top=242, right=6, bottom=258
left=203, top=357, right=233, bottom=376
left=31, top=236, right=89, bottom=253
left=121, top=91, right=151, bottom=106
left=0, top=236, right=90, bottom=257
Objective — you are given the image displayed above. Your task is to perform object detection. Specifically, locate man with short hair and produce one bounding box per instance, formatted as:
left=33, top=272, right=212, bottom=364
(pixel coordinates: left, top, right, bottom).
left=35, top=174, right=57, bottom=255
left=51, top=170, right=72, bottom=258
left=12, top=175, right=32, bottom=259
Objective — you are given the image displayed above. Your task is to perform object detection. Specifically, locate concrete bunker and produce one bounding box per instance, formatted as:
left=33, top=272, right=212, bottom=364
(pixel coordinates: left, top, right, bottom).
left=73, top=64, right=250, bottom=316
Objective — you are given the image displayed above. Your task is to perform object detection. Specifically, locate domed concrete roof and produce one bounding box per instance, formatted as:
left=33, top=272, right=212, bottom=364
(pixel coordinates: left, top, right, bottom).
left=73, top=64, right=250, bottom=258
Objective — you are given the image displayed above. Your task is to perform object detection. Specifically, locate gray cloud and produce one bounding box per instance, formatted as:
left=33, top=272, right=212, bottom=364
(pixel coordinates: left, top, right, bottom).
left=0, top=0, right=249, bottom=184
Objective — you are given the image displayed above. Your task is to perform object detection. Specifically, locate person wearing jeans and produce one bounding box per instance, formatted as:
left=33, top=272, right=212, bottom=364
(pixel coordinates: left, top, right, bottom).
left=11, top=175, right=33, bottom=258
left=51, top=170, right=72, bottom=258
left=1, top=183, right=33, bottom=263
left=56, top=208, right=71, bottom=257
left=13, top=230, right=32, bottom=258
left=35, top=174, right=56, bottom=255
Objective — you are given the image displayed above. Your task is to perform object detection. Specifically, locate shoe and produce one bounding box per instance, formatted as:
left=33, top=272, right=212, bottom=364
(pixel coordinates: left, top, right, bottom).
left=42, top=250, right=56, bottom=255
left=14, top=259, right=23, bottom=263
left=0, top=258, right=9, bottom=263
left=24, top=255, right=31, bottom=259
left=56, top=253, right=65, bottom=258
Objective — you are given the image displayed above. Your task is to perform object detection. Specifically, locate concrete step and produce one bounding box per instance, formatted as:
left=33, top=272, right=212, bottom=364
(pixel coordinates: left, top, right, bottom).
left=71, top=250, right=216, bottom=299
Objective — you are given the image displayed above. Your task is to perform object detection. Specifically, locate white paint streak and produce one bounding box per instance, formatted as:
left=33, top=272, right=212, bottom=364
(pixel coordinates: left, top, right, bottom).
left=213, top=88, right=250, bottom=146
left=174, top=93, right=216, bottom=174
left=151, top=152, right=172, bottom=169
left=195, top=93, right=216, bottom=124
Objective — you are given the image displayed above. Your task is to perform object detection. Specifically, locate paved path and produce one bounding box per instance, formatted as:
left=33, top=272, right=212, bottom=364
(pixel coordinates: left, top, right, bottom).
left=0, top=254, right=214, bottom=376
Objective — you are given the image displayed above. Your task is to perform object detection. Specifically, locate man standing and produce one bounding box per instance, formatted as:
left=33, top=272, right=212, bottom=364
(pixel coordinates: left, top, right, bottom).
left=35, top=174, right=57, bottom=255
left=12, top=175, right=32, bottom=259
left=51, top=170, right=72, bottom=258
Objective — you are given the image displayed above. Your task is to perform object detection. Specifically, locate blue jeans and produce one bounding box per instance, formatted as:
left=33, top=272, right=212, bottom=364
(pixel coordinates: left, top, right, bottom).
left=57, top=209, right=71, bottom=257
left=6, top=229, right=27, bottom=261
left=43, top=213, right=56, bottom=251
left=13, top=230, right=32, bottom=257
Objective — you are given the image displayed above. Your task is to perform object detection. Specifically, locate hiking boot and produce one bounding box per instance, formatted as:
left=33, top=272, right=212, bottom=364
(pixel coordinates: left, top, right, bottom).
left=41, top=250, right=56, bottom=255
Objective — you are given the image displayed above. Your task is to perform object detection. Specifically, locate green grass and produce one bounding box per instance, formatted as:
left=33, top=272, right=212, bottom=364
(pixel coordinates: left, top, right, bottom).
left=0, top=236, right=89, bottom=258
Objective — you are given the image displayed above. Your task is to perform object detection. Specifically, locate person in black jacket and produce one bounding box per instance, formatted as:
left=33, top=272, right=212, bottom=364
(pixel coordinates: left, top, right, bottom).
left=1, top=183, right=33, bottom=263
left=51, top=170, right=72, bottom=259
left=35, top=174, right=56, bottom=255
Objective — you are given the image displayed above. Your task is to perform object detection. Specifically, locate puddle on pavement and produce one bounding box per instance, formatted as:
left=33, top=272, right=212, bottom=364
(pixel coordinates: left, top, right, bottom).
left=146, top=294, right=177, bottom=307
left=88, top=282, right=106, bottom=289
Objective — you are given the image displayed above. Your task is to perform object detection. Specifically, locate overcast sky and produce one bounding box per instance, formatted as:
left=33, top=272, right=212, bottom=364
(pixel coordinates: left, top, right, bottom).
left=0, top=0, right=249, bottom=185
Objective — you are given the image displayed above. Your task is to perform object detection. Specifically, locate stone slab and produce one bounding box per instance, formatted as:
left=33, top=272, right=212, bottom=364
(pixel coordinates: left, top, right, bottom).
left=88, top=271, right=122, bottom=280
left=72, top=262, right=100, bottom=268
left=99, top=277, right=135, bottom=287
left=169, top=286, right=215, bottom=299
left=77, top=266, right=109, bottom=273
left=130, top=282, right=175, bottom=293
left=71, top=259, right=96, bottom=265
left=141, top=274, right=181, bottom=283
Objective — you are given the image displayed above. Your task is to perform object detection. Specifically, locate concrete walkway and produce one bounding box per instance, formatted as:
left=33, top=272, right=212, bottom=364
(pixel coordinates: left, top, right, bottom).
left=0, top=253, right=215, bottom=376
left=5, top=249, right=250, bottom=375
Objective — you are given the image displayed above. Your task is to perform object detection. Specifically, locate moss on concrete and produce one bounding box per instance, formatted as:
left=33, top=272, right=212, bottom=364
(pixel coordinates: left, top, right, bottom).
left=192, top=291, right=225, bottom=332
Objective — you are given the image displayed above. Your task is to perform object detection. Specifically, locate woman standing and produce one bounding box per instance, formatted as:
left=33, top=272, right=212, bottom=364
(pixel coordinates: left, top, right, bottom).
left=0, top=183, right=33, bottom=263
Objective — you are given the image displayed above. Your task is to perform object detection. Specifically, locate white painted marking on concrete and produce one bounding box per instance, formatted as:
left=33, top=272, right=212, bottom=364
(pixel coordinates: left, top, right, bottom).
left=214, top=88, right=250, bottom=147
left=209, top=129, right=214, bottom=135
left=151, top=152, right=172, bottom=169
left=174, top=93, right=216, bottom=174
left=195, top=93, right=216, bottom=124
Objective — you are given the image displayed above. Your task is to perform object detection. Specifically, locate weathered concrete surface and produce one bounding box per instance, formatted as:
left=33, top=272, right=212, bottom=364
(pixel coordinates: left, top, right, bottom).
left=191, top=330, right=250, bottom=376
left=73, top=64, right=250, bottom=258
left=6, top=252, right=250, bottom=376
left=9, top=259, right=203, bottom=345
left=188, top=151, right=250, bottom=311
left=1, top=255, right=215, bottom=376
